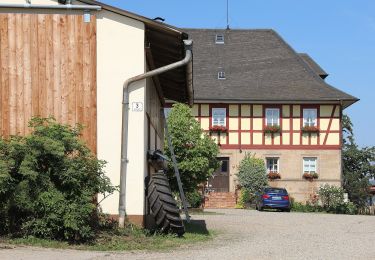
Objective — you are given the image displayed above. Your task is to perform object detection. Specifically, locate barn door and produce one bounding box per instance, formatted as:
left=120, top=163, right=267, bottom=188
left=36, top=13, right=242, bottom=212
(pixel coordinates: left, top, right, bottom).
left=0, top=12, right=97, bottom=152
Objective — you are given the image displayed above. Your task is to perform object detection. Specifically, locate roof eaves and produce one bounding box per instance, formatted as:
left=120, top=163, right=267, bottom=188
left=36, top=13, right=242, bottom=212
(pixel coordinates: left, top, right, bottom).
left=193, top=97, right=359, bottom=105
left=79, top=0, right=183, bottom=36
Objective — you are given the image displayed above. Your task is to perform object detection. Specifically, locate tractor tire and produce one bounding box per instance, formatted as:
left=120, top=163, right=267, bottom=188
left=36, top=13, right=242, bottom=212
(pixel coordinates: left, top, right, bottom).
left=147, top=172, right=185, bottom=236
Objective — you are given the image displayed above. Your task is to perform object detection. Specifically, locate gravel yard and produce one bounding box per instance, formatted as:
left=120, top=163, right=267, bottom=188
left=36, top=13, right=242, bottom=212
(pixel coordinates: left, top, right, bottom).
left=1, top=209, right=374, bottom=260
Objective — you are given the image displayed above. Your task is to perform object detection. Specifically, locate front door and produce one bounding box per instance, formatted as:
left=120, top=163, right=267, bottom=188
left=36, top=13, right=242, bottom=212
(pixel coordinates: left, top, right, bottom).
left=207, top=157, right=230, bottom=192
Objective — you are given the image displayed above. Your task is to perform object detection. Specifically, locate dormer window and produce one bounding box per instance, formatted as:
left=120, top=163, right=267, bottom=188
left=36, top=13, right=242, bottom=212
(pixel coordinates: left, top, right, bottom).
left=218, top=71, right=226, bottom=80
left=215, top=34, right=224, bottom=44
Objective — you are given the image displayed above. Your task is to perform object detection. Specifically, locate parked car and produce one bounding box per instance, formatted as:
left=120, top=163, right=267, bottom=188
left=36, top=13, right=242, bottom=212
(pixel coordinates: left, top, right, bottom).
left=255, top=187, right=290, bottom=212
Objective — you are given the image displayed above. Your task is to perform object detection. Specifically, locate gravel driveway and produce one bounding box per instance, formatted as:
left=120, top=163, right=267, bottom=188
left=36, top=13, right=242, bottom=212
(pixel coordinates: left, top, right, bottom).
left=1, top=209, right=374, bottom=260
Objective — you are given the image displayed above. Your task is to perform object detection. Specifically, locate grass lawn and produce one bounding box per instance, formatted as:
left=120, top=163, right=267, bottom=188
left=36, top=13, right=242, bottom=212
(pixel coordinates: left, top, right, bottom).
left=0, top=220, right=215, bottom=251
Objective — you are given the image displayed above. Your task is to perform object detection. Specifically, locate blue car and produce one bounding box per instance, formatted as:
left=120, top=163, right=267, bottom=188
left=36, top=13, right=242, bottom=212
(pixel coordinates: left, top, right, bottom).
left=256, top=187, right=291, bottom=212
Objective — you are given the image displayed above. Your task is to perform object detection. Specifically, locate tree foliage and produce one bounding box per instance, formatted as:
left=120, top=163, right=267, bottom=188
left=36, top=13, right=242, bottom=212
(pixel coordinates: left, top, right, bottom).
left=342, top=114, right=375, bottom=208
left=164, top=103, right=220, bottom=193
left=0, top=118, right=115, bottom=242
left=236, top=153, right=268, bottom=196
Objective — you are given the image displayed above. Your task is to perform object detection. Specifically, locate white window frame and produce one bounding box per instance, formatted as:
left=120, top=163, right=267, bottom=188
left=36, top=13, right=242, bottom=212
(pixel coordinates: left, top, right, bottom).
left=266, top=157, right=279, bottom=173
left=212, top=108, right=226, bottom=127
left=215, top=34, right=224, bottom=44
left=303, top=157, right=317, bottom=173
left=218, top=71, right=226, bottom=80
left=265, top=108, right=280, bottom=126
left=303, top=108, right=317, bottom=127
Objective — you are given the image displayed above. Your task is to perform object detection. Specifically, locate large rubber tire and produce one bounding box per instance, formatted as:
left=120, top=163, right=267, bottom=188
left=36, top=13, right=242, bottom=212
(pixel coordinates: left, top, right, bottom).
left=147, top=172, right=185, bottom=236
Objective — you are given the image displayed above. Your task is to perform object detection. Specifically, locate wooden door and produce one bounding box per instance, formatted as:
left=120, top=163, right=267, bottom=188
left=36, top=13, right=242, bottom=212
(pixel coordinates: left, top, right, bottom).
left=207, top=157, right=229, bottom=192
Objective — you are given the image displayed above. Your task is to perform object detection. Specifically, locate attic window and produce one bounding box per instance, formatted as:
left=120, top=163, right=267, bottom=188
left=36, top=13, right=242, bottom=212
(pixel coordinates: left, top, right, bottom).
left=218, top=71, right=226, bottom=80
left=215, top=34, right=224, bottom=44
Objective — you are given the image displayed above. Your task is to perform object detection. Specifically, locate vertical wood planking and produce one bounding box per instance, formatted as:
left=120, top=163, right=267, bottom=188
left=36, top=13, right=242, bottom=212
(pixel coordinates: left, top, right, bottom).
left=75, top=15, right=84, bottom=129
left=60, top=14, right=68, bottom=124
left=67, top=15, right=76, bottom=126
left=0, top=15, right=2, bottom=136
left=52, top=14, right=61, bottom=122
left=45, top=14, right=54, bottom=117
left=89, top=15, right=97, bottom=153
left=23, top=14, right=32, bottom=134
left=82, top=14, right=91, bottom=148
left=15, top=14, right=24, bottom=135
left=7, top=14, right=16, bottom=135
left=37, top=14, right=47, bottom=118
left=30, top=14, right=39, bottom=118
left=0, top=14, right=9, bottom=136
left=0, top=13, right=97, bottom=152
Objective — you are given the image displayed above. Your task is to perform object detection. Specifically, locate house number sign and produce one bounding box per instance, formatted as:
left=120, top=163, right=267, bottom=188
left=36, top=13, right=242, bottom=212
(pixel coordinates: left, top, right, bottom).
left=132, top=102, right=143, bottom=112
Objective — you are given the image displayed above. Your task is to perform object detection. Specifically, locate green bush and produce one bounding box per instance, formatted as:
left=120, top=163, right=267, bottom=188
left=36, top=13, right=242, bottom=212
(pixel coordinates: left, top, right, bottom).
left=235, top=188, right=250, bottom=209
left=318, top=184, right=344, bottom=209
left=317, top=184, right=357, bottom=214
left=236, top=153, right=268, bottom=197
left=186, top=190, right=203, bottom=208
left=0, top=118, right=115, bottom=242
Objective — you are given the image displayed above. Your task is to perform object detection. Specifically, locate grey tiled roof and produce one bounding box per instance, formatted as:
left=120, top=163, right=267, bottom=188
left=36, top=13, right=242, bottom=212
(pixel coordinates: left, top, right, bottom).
left=299, top=53, right=328, bottom=79
left=184, top=29, right=358, bottom=107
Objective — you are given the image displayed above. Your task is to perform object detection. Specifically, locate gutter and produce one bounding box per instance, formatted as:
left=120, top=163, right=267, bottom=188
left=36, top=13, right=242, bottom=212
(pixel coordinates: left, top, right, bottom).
left=0, top=3, right=101, bottom=10
left=118, top=40, right=193, bottom=228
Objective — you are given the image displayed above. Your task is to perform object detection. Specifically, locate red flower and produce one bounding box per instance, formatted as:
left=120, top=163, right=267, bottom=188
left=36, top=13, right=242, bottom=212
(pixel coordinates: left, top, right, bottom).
left=267, top=172, right=281, bottom=180
left=209, top=125, right=228, bottom=133
left=301, top=126, right=320, bottom=133
left=264, top=125, right=280, bottom=133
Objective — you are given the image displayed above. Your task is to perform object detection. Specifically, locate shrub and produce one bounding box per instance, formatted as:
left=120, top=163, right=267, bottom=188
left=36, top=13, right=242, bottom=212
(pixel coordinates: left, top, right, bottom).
left=186, top=190, right=203, bottom=208
left=0, top=118, right=115, bottom=242
left=236, top=153, right=268, bottom=197
left=235, top=188, right=250, bottom=209
left=318, top=184, right=344, bottom=210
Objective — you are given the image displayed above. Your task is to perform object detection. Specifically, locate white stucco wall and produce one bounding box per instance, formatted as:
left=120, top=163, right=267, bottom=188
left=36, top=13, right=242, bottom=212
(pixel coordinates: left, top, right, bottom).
left=95, top=10, right=146, bottom=216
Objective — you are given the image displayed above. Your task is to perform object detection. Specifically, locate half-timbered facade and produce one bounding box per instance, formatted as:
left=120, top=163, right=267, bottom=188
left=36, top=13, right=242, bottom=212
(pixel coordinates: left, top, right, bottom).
left=181, top=29, right=358, bottom=203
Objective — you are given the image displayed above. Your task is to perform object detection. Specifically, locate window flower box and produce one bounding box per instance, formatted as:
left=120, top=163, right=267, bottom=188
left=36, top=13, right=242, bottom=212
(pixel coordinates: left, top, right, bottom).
left=209, top=125, right=228, bottom=134
left=264, top=125, right=280, bottom=133
left=303, top=172, right=319, bottom=181
left=267, top=172, right=281, bottom=180
left=301, top=126, right=320, bottom=133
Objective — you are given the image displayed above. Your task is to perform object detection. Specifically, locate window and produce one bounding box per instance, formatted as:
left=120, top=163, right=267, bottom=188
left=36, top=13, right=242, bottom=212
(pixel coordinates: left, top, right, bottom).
left=220, top=159, right=229, bottom=173
left=164, top=107, right=172, bottom=118
left=212, top=108, right=226, bottom=126
left=303, top=157, right=317, bottom=173
left=303, top=109, right=317, bottom=127
left=266, top=108, right=280, bottom=126
left=218, top=71, right=226, bottom=80
left=215, top=34, right=224, bottom=44
left=266, top=157, right=279, bottom=173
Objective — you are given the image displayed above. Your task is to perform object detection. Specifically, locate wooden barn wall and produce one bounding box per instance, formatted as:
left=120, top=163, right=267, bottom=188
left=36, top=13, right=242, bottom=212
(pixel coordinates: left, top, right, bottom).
left=0, top=13, right=97, bottom=152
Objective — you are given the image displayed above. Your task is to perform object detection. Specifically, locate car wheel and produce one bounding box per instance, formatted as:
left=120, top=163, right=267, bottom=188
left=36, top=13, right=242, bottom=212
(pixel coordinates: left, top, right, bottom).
left=284, top=209, right=290, bottom=212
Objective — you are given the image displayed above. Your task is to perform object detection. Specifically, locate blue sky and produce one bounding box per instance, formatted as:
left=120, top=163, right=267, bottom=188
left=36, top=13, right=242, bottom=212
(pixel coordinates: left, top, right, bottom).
left=103, top=0, right=375, bottom=147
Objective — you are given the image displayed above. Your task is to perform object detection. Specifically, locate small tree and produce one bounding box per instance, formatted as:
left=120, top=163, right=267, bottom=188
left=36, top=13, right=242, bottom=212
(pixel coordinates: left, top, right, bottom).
left=342, top=115, right=375, bottom=208
left=165, top=103, right=220, bottom=193
left=236, top=153, right=268, bottom=197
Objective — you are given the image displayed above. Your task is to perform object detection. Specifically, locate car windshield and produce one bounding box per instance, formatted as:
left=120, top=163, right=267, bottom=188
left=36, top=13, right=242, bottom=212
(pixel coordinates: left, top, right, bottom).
left=264, top=188, right=287, bottom=194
